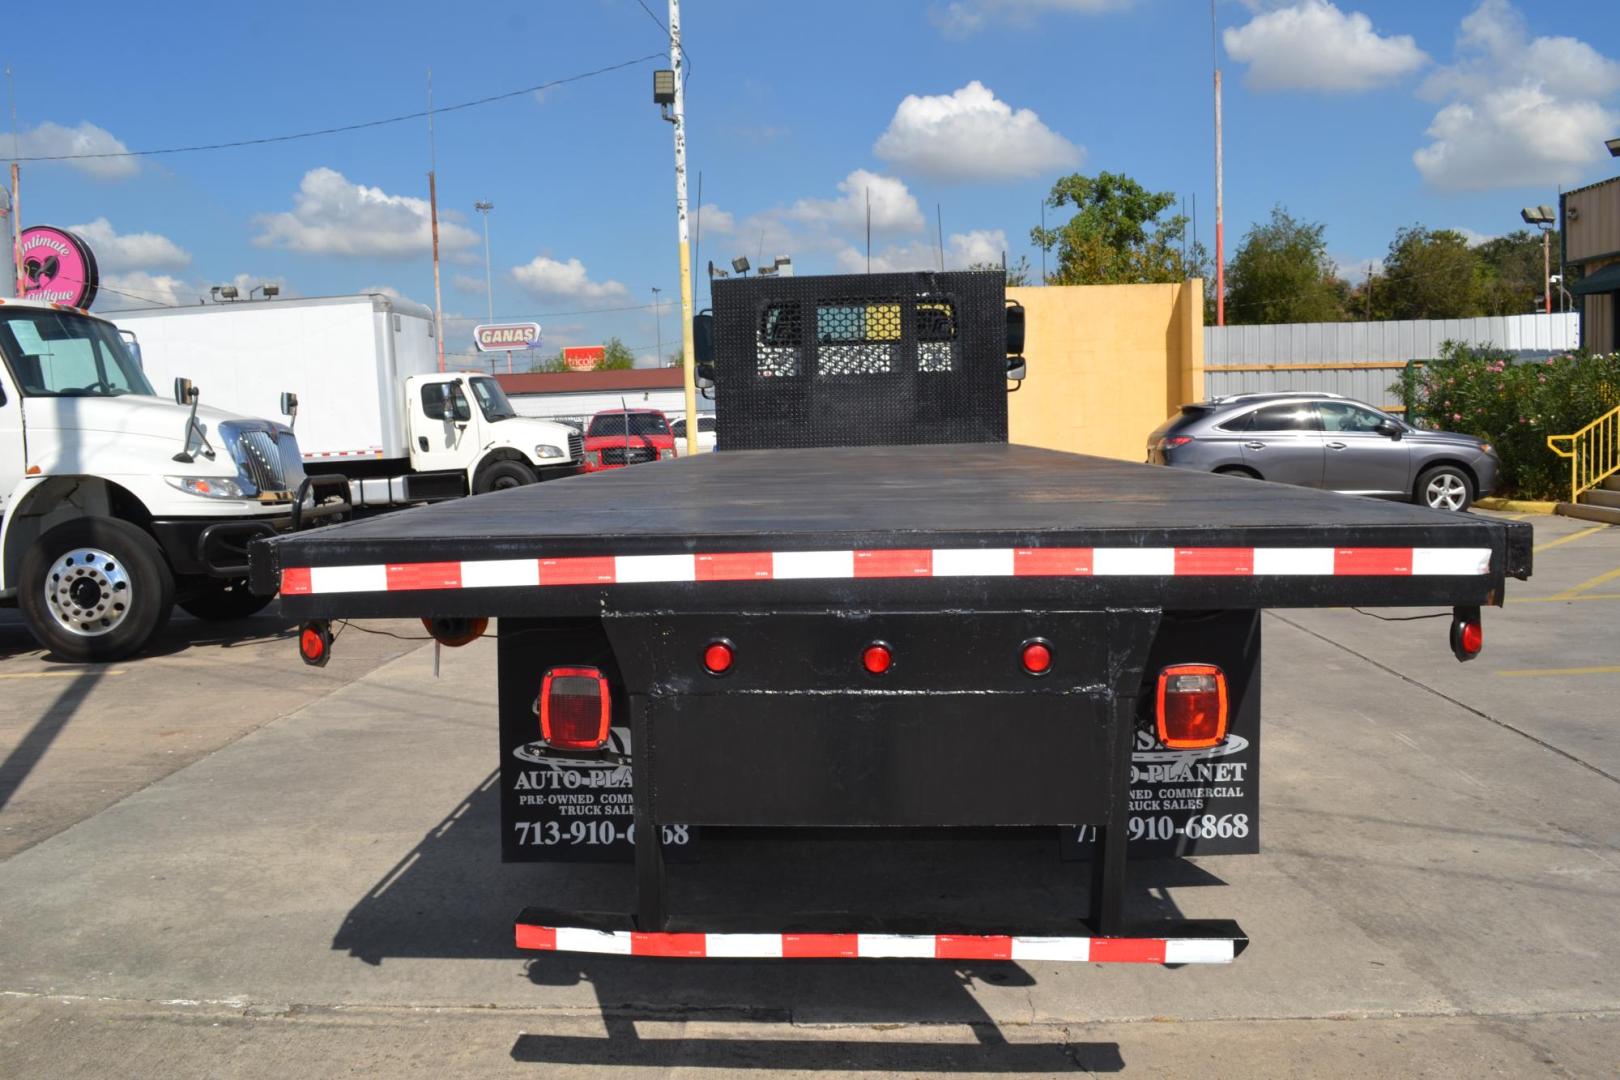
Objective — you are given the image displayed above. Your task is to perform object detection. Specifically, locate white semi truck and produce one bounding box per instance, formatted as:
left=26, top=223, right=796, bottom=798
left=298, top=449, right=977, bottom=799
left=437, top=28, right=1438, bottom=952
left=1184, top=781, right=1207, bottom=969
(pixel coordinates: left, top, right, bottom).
left=114, top=295, right=583, bottom=507
left=0, top=298, right=337, bottom=660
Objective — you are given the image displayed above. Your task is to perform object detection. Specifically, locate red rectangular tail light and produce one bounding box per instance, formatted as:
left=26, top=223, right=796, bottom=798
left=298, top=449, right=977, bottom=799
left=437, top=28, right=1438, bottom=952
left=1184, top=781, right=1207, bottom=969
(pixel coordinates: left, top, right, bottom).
left=1156, top=664, right=1228, bottom=750
left=540, top=667, right=612, bottom=750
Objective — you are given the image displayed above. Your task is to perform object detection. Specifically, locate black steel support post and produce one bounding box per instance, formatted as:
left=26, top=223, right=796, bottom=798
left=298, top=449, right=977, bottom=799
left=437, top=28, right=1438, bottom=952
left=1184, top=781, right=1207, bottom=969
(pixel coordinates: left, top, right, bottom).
left=630, top=697, right=668, bottom=931
left=1088, top=691, right=1134, bottom=935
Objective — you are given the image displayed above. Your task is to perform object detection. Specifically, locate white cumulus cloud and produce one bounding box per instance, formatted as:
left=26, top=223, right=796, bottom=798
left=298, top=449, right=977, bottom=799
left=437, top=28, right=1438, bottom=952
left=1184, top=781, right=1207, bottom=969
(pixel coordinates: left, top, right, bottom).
left=788, top=170, right=924, bottom=233
left=96, top=272, right=191, bottom=310
left=253, top=167, right=478, bottom=260
left=15, top=121, right=139, bottom=180
left=68, top=218, right=190, bottom=272
left=510, top=256, right=629, bottom=302
left=1413, top=0, right=1620, bottom=190
left=836, top=229, right=1010, bottom=274
left=1223, top=1, right=1428, bottom=92
left=698, top=204, right=735, bottom=233
left=874, top=82, right=1081, bottom=182
left=932, top=0, right=1132, bottom=37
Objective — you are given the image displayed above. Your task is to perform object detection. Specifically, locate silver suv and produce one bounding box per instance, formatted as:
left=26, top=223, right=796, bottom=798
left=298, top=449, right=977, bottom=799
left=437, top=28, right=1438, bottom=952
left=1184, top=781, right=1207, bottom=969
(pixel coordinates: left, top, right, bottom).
left=1147, top=392, right=1499, bottom=512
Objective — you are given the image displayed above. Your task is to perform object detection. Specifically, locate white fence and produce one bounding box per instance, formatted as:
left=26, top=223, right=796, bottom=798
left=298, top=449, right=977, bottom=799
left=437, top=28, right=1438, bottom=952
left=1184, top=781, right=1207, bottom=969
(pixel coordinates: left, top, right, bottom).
left=1203, top=313, right=1580, bottom=409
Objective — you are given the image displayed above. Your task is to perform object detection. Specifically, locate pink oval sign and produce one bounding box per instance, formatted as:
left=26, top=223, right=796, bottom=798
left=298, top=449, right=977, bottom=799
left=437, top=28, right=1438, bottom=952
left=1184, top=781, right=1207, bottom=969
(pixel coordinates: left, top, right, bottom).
left=19, top=225, right=99, bottom=309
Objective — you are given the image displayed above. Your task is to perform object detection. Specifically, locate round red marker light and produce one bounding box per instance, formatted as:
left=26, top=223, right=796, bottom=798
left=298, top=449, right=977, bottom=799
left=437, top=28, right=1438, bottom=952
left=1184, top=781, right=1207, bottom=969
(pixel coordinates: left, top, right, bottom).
left=703, top=640, right=735, bottom=675
left=1460, top=621, right=1483, bottom=655
left=862, top=642, right=892, bottom=676
left=1022, top=640, right=1052, bottom=675
left=300, top=627, right=324, bottom=660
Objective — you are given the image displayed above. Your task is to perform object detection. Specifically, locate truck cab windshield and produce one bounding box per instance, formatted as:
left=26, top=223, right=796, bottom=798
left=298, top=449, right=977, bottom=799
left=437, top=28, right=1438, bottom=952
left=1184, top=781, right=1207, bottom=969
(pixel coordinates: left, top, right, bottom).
left=0, top=309, right=155, bottom=398
left=468, top=376, right=517, bottom=422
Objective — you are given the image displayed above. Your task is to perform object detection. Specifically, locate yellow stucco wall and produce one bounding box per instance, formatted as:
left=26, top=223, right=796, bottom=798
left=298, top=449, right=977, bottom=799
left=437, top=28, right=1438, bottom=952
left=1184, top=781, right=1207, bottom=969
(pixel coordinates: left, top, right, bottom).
left=1007, top=280, right=1204, bottom=461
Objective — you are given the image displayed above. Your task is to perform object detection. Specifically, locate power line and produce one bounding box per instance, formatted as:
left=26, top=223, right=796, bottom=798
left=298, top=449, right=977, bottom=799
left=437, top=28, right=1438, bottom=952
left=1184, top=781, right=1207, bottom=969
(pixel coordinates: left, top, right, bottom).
left=13, top=54, right=662, bottom=164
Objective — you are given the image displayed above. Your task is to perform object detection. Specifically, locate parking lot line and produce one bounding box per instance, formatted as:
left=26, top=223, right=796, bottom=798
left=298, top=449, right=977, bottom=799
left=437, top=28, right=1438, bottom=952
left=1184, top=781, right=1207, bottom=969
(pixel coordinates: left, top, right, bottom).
left=1533, top=524, right=1609, bottom=555
left=1550, top=565, right=1620, bottom=600
left=1495, top=664, right=1620, bottom=678
left=0, top=669, right=127, bottom=680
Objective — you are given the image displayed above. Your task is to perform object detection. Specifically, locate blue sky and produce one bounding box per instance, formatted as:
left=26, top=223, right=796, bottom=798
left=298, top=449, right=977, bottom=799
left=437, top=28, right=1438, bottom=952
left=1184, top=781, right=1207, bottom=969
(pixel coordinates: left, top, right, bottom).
left=9, top=0, right=1620, bottom=366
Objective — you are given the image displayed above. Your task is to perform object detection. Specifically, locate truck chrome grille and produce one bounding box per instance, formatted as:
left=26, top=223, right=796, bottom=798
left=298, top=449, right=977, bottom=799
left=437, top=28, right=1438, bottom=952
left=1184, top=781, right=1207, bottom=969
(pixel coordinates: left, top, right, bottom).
left=601, top=445, right=655, bottom=466
left=234, top=430, right=288, bottom=493
left=568, top=431, right=584, bottom=462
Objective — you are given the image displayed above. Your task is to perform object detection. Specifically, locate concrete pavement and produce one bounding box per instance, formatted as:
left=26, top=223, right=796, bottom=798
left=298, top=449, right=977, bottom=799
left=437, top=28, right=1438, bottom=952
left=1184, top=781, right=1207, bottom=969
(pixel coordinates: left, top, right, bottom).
left=0, top=511, right=1617, bottom=1077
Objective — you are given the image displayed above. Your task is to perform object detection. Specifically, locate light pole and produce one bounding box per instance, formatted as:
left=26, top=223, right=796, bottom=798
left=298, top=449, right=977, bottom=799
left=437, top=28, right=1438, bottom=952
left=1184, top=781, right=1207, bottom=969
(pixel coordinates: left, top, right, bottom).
left=475, top=200, right=498, bottom=371
left=651, top=286, right=664, bottom=366
left=1521, top=205, right=1556, bottom=315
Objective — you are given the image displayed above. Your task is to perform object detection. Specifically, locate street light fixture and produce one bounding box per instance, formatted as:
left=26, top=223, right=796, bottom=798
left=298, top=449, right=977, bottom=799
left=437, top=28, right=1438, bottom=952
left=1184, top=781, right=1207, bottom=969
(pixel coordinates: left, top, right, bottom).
left=1607, top=137, right=1620, bottom=157
left=1520, top=205, right=1556, bottom=315
left=211, top=285, right=239, bottom=302
left=731, top=256, right=750, bottom=276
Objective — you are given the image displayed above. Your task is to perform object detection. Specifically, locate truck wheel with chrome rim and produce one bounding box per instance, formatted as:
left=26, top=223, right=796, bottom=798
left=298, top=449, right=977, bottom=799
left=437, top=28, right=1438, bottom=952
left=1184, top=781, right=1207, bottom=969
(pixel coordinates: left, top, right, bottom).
left=1415, top=465, right=1474, bottom=513
left=19, top=517, right=175, bottom=661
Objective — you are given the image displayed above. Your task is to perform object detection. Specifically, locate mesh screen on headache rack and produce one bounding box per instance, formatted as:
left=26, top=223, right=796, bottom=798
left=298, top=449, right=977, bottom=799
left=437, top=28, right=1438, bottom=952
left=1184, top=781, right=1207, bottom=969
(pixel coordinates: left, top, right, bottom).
left=709, top=270, right=1010, bottom=451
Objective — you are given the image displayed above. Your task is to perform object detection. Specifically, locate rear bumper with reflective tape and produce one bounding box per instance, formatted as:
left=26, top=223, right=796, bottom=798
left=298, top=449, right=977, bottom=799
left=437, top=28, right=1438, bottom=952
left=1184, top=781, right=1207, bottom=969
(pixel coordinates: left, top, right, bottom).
left=515, top=918, right=1246, bottom=964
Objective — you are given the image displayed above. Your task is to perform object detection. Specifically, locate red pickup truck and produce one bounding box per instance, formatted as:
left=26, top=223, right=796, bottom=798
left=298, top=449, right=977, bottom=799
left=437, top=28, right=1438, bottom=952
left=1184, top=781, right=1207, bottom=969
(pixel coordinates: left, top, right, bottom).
left=582, top=408, right=677, bottom=472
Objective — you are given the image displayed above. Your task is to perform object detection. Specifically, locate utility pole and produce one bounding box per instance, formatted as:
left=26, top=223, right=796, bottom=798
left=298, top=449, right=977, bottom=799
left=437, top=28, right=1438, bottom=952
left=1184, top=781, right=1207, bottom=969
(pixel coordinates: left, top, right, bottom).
left=1212, top=0, right=1225, bottom=326
left=667, top=0, right=699, bottom=454
left=428, top=70, right=446, bottom=374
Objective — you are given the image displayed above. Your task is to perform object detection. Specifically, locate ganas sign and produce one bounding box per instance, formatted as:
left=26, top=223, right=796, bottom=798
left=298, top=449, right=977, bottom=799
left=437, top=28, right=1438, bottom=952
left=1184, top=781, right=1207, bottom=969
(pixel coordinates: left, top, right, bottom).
left=474, top=322, right=542, bottom=352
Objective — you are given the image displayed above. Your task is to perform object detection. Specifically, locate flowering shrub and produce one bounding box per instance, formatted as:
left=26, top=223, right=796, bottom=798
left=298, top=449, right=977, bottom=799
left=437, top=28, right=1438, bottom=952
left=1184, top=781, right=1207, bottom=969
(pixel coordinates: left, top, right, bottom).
left=1394, top=343, right=1620, bottom=500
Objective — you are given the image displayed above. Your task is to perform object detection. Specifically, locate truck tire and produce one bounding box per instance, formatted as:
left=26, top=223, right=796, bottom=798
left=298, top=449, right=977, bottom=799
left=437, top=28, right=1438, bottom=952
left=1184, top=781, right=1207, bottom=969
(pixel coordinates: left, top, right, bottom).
left=19, top=517, right=176, bottom=662
left=177, top=577, right=275, bottom=621
left=1414, top=465, right=1473, bottom=512
left=474, top=459, right=538, bottom=494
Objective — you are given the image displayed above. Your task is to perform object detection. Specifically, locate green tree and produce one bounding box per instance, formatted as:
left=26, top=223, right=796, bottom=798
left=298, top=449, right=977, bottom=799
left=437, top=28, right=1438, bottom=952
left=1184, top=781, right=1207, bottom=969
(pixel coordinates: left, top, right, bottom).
left=601, top=337, right=635, bottom=370
left=527, top=350, right=566, bottom=374
left=1223, top=206, right=1348, bottom=324
left=1030, top=172, right=1202, bottom=285
left=1476, top=229, right=1559, bottom=315
left=1373, top=226, right=1483, bottom=320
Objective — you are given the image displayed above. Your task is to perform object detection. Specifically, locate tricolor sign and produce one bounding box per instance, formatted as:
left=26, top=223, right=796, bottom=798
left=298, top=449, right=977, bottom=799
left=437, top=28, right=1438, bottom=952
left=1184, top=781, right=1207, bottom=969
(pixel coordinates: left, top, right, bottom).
left=562, top=346, right=606, bottom=371
left=474, top=322, right=542, bottom=352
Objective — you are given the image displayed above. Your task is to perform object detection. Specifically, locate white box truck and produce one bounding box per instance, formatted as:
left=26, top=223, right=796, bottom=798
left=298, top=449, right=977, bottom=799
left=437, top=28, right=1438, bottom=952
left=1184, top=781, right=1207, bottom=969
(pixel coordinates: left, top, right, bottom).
left=114, top=295, right=583, bottom=508
left=1, top=298, right=343, bottom=660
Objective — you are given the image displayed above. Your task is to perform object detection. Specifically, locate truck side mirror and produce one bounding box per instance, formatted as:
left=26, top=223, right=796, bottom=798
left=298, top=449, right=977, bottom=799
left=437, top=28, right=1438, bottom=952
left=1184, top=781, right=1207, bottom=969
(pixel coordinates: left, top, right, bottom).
left=120, top=329, right=144, bottom=369
left=280, top=391, right=299, bottom=428
left=1005, top=302, right=1026, bottom=357
left=693, top=310, right=716, bottom=392
left=451, top=384, right=472, bottom=423
left=173, top=377, right=195, bottom=405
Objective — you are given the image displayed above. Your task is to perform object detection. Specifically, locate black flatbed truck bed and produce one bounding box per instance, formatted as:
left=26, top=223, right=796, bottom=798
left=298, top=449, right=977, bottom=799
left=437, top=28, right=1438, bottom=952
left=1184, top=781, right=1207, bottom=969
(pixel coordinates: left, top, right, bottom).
left=254, top=443, right=1530, bottom=615
left=252, top=443, right=1530, bottom=964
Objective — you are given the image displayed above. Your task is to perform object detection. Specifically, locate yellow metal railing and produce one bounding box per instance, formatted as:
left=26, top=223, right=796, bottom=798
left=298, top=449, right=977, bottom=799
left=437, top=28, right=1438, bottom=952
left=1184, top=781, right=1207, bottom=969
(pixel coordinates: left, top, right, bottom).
left=1548, top=405, right=1620, bottom=504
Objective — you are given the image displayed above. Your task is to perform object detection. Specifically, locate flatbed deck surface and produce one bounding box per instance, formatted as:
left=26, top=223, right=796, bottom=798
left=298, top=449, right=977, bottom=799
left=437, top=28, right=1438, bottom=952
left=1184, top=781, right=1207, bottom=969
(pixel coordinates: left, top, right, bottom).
left=255, top=444, right=1530, bottom=616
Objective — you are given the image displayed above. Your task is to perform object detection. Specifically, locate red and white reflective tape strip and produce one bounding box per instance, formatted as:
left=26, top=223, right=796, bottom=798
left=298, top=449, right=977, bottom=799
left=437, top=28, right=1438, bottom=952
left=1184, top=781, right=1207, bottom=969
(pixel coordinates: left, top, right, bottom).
left=280, top=546, right=1492, bottom=596
left=515, top=924, right=1237, bottom=963
left=304, top=448, right=384, bottom=459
